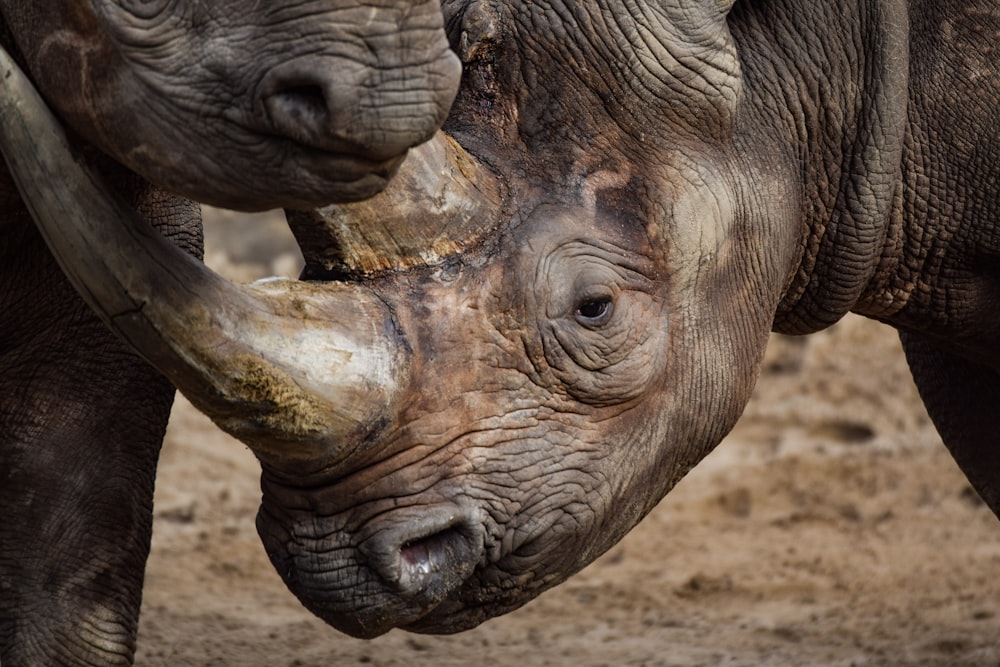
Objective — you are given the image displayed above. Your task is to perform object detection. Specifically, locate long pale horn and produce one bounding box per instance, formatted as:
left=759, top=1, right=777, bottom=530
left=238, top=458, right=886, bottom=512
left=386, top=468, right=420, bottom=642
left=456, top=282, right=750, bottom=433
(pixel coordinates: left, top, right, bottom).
left=287, top=131, right=504, bottom=277
left=0, top=46, right=408, bottom=473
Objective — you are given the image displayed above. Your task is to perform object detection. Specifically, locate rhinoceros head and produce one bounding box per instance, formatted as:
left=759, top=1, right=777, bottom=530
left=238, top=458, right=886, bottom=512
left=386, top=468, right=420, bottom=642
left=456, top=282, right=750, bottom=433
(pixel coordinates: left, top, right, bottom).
left=2, top=0, right=807, bottom=640
left=0, top=0, right=460, bottom=209
left=260, top=0, right=804, bottom=636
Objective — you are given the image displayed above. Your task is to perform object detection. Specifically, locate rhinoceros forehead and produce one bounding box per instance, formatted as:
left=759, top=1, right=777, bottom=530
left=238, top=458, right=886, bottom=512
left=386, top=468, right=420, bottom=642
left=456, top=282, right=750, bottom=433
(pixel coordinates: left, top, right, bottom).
left=444, top=0, right=742, bottom=145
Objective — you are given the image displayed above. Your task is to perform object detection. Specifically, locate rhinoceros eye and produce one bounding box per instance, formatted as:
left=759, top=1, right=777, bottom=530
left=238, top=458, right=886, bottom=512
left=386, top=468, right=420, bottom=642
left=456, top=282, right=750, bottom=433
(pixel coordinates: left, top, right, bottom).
left=574, top=296, right=614, bottom=327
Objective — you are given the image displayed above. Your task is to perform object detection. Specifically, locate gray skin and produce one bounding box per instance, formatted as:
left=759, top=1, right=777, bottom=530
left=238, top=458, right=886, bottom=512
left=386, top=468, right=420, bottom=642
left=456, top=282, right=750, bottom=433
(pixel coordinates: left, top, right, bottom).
left=0, top=2, right=458, bottom=665
left=5, top=0, right=999, bottom=655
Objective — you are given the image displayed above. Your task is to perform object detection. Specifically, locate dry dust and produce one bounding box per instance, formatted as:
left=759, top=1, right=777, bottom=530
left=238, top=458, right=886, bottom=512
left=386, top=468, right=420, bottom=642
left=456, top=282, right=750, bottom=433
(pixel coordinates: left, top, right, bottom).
left=133, top=210, right=1000, bottom=666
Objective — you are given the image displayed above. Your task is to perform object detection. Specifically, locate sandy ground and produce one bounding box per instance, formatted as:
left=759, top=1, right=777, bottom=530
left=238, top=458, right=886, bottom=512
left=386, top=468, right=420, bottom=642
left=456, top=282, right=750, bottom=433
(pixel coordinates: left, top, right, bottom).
left=133, top=210, right=1000, bottom=666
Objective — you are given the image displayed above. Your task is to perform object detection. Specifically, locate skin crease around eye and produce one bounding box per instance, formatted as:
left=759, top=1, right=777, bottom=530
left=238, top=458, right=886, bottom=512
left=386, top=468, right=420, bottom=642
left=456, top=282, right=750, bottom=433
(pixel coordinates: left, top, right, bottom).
left=116, top=0, right=170, bottom=20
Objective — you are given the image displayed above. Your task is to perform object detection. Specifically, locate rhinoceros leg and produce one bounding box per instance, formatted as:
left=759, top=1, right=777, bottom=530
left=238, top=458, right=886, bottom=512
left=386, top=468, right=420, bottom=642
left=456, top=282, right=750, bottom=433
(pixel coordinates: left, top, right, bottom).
left=900, top=331, right=1000, bottom=516
left=0, top=172, right=201, bottom=666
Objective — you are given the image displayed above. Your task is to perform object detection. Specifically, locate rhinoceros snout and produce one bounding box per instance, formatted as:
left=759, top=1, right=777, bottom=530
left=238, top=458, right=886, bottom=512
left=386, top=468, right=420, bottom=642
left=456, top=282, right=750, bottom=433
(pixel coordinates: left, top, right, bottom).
left=359, top=504, right=484, bottom=607
left=256, top=496, right=487, bottom=638
left=259, top=55, right=457, bottom=164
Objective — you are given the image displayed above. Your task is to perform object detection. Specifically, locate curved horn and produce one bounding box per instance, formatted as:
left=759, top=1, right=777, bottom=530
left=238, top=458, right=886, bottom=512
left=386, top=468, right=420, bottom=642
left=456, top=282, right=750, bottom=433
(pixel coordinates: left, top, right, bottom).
left=287, top=131, right=504, bottom=277
left=0, top=46, right=407, bottom=473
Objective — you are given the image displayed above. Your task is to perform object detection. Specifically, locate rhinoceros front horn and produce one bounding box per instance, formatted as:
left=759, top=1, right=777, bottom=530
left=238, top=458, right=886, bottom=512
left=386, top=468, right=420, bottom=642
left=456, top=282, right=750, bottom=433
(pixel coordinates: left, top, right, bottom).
left=0, top=46, right=408, bottom=473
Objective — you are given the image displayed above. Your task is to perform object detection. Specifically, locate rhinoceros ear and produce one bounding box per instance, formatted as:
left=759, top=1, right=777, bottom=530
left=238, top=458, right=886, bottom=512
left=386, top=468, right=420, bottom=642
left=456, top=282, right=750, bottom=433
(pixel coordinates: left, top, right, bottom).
left=657, top=0, right=737, bottom=35
left=620, top=1, right=741, bottom=137
left=677, top=0, right=735, bottom=22
left=459, top=2, right=499, bottom=63
left=442, top=0, right=502, bottom=64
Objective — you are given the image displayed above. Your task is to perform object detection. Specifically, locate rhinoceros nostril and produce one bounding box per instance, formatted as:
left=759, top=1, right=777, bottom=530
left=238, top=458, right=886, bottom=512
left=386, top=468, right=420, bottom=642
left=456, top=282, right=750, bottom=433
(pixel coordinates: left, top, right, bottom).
left=258, top=60, right=371, bottom=156
left=360, top=506, right=483, bottom=605
left=264, top=83, right=349, bottom=153
left=393, top=524, right=481, bottom=602
left=399, top=527, right=466, bottom=585
left=272, top=85, right=327, bottom=124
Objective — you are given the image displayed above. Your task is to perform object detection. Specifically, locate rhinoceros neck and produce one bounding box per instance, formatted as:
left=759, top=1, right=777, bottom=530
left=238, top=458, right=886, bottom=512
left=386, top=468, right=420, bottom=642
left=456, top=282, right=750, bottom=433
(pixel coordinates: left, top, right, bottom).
left=729, top=0, right=912, bottom=336
left=853, top=1, right=1000, bottom=366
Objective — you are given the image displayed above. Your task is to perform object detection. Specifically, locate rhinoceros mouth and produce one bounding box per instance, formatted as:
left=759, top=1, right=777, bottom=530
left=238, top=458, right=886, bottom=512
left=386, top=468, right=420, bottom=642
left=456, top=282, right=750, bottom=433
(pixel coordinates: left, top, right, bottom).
left=225, top=107, right=408, bottom=172
left=265, top=547, right=537, bottom=639
left=256, top=492, right=492, bottom=638
left=269, top=138, right=406, bottom=180
left=183, top=106, right=413, bottom=208
left=255, top=142, right=406, bottom=207
left=256, top=458, right=584, bottom=639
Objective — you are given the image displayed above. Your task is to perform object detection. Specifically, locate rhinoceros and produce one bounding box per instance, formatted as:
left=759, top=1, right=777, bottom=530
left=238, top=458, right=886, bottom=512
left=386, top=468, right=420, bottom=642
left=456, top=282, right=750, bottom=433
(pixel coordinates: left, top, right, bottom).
left=6, top=0, right=1000, bottom=655
left=0, top=1, right=459, bottom=664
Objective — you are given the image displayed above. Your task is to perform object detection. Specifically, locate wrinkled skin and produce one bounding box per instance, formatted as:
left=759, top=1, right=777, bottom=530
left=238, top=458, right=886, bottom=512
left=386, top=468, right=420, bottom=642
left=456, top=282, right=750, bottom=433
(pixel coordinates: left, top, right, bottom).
left=5, top=0, right=1000, bottom=658
left=258, top=0, right=1000, bottom=638
left=0, top=170, right=203, bottom=667
left=0, top=2, right=458, bottom=665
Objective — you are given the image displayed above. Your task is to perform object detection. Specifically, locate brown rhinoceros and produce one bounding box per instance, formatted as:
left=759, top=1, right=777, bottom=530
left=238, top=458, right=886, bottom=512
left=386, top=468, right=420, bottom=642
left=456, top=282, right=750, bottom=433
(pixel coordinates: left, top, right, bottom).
left=6, top=0, right=1000, bottom=656
left=0, top=1, right=458, bottom=665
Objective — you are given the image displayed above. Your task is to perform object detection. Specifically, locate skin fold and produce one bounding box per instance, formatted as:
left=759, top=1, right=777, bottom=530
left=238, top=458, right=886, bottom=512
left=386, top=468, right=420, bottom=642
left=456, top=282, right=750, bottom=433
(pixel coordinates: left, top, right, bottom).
left=0, top=168, right=202, bottom=667
left=2, top=0, right=999, bottom=660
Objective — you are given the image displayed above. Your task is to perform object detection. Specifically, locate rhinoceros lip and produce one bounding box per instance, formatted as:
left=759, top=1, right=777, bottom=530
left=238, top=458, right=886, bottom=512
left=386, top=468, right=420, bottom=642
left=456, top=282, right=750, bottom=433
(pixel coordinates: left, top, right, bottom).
left=222, top=108, right=407, bottom=179
left=243, top=143, right=405, bottom=209
left=399, top=597, right=515, bottom=635
left=269, top=137, right=406, bottom=183
left=256, top=491, right=490, bottom=638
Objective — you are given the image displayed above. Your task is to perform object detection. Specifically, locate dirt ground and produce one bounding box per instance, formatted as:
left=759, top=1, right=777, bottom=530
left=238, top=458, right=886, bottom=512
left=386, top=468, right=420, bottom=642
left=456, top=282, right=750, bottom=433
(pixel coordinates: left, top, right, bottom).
left=134, top=210, right=1000, bottom=666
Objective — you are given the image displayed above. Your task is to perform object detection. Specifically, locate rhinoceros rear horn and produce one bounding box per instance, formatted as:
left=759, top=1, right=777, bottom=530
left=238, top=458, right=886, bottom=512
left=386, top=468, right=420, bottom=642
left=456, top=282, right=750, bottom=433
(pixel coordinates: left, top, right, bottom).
left=287, top=131, right=505, bottom=278
left=0, top=45, right=408, bottom=473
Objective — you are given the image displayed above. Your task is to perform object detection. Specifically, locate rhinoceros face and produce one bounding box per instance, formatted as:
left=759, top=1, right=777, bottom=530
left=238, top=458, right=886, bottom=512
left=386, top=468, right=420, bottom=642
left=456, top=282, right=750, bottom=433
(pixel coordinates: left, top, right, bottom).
left=258, top=193, right=756, bottom=636
left=2, top=0, right=460, bottom=209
